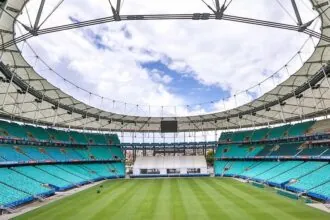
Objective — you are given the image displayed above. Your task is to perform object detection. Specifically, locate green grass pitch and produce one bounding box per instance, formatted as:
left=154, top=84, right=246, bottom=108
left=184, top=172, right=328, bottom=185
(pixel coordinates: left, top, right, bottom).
left=14, top=178, right=330, bottom=220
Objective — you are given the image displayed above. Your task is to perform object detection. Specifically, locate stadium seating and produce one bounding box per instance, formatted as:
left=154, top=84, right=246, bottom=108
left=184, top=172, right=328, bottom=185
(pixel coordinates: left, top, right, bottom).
left=0, top=145, right=31, bottom=162
left=89, top=146, right=113, bottom=160
left=308, top=182, right=330, bottom=201
left=0, top=121, right=27, bottom=139
left=20, top=146, right=52, bottom=161
left=47, top=128, right=70, bottom=143
left=253, top=161, right=303, bottom=182
left=37, top=165, right=88, bottom=185
left=110, top=146, right=124, bottom=159
left=85, top=133, right=107, bottom=145
left=254, top=145, right=273, bottom=156
left=218, top=145, right=249, bottom=158
left=110, top=162, right=125, bottom=176
left=62, top=148, right=85, bottom=161
left=297, top=146, right=328, bottom=157
left=214, top=161, right=228, bottom=175
left=69, top=131, right=88, bottom=144
left=251, top=128, right=269, bottom=141
left=218, top=121, right=315, bottom=144
left=0, top=183, right=32, bottom=207
left=246, top=145, right=264, bottom=157
left=240, top=161, right=280, bottom=179
left=219, top=132, right=233, bottom=142
left=44, top=147, right=68, bottom=161
left=73, top=148, right=91, bottom=160
left=0, top=120, right=125, bottom=209
left=223, top=161, right=256, bottom=176
left=321, top=149, right=330, bottom=156
left=0, top=161, right=124, bottom=207
left=269, top=143, right=301, bottom=156
left=12, top=166, right=72, bottom=190
left=0, top=168, right=53, bottom=196
left=83, top=163, right=124, bottom=178
left=23, top=125, right=50, bottom=141
left=268, top=162, right=327, bottom=186
left=287, top=164, right=330, bottom=192
left=268, top=124, right=291, bottom=139
left=287, top=121, right=314, bottom=137
left=308, top=119, right=330, bottom=134
left=0, top=144, right=122, bottom=163
left=231, top=130, right=253, bottom=142
left=56, top=164, right=98, bottom=181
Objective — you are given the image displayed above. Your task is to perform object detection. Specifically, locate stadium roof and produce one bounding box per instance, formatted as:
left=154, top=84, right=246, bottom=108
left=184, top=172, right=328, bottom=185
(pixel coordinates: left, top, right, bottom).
left=0, top=0, right=329, bottom=132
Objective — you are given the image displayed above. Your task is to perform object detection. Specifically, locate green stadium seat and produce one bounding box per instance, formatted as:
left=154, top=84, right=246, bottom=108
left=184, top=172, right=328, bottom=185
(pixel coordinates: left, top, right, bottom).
left=287, top=121, right=315, bottom=137
left=289, top=164, right=330, bottom=191
left=269, top=162, right=327, bottom=186
left=0, top=183, right=31, bottom=207
left=0, top=168, right=52, bottom=196
left=0, top=145, right=31, bottom=162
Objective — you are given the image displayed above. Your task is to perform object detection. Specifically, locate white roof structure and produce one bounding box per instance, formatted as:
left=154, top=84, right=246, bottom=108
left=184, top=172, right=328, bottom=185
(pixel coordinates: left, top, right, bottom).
left=0, top=0, right=329, bottom=132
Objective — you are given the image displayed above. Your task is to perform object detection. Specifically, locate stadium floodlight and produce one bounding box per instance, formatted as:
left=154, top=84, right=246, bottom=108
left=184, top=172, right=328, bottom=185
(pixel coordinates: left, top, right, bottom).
left=34, top=98, right=42, bottom=103
left=311, top=84, right=321, bottom=90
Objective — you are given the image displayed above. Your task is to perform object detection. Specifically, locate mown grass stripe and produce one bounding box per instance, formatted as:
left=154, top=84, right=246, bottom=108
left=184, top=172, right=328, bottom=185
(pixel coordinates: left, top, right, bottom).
left=170, top=178, right=187, bottom=220
left=188, top=178, right=229, bottom=219
left=211, top=178, right=303, bottom=220
left=90, top=179, right=146, bottom=219
left=14, top=180, right=125, bottom=220
left=55, top=180, right=135, bottom=219
left=136, top=179, right=163, bottom=219
left=196, top=178, right=254, bottom=219
left=176, top=178, right=208, bottom=219
left=115, top=179, right=159, bottom=219
left=152, top=179, right=172, bottom=220
left=205, top=178, right=277, bottom=219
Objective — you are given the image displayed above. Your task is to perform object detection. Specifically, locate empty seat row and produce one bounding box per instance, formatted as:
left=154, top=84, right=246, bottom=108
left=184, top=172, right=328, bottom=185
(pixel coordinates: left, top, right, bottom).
left=0, top=162, right=124, bottom=207
left=0, top=120, right=119, bottom=145
left=0, top=145, right=124, bottom=163
left=219, top=121, right=315, bottom=142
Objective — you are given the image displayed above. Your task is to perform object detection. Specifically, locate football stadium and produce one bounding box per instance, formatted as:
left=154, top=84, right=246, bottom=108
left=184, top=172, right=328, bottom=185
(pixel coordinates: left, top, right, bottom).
left=0, top=0, right=329, bottom=219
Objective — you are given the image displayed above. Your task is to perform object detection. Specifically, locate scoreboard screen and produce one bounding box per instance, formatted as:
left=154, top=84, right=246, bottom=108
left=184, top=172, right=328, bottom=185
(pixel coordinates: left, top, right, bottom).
left=161, top=121, right=178, bottom=133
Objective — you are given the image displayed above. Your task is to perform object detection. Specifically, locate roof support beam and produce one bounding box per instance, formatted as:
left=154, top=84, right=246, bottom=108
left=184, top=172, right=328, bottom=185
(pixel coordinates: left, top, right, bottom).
left=33, top=0, right=46, bottom=33
left=108, top=0, right=121, bottom=21
left=291, top=0, right=302, bottom=26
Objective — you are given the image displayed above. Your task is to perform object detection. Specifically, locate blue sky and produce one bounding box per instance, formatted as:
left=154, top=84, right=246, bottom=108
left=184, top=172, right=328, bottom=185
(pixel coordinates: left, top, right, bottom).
left=140, top=60, right=230, bottom=105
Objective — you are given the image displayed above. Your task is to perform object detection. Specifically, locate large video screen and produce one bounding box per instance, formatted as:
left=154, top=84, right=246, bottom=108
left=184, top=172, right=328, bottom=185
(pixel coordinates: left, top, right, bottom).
left=161, top=120, right=178, bottom=133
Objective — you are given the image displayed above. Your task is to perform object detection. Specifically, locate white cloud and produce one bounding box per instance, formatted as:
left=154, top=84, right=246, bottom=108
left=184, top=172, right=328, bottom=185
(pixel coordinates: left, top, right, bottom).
left=17, top=0, right=319, bottom=116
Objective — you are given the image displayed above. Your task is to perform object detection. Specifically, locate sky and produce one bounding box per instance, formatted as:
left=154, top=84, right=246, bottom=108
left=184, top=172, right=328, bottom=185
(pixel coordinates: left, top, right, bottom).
left=17, top=0, right=320, bottom=118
